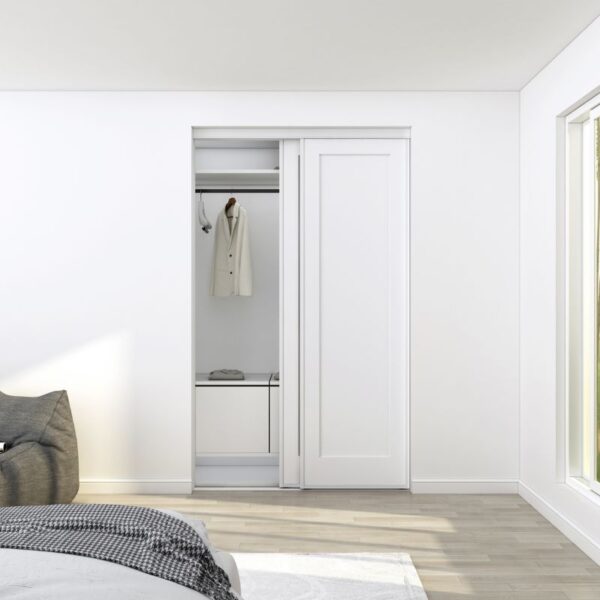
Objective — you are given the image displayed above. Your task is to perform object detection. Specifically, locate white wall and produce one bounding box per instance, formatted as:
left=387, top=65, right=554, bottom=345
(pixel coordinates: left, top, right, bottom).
left=520, top=17, right=600, bottom=560
left=0, top=91, right=519, bottom=492
left=195, top=191, right=279, bottom=374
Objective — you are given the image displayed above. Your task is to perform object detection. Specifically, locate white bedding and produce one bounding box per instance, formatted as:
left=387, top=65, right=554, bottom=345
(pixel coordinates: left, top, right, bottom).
left=0, top=510, right=241, bottom=600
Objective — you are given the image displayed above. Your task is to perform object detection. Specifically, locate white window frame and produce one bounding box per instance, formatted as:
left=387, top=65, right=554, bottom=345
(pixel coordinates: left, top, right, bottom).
left=565, top=95, right=600, bottom=497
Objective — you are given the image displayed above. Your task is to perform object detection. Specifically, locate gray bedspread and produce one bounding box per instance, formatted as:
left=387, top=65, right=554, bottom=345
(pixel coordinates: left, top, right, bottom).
left=0, top=504, right=238, bottom=600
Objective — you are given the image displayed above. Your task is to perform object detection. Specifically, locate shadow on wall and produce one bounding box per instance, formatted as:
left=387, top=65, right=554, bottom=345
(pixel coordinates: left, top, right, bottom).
left=0, top=332, right=138, bottom=480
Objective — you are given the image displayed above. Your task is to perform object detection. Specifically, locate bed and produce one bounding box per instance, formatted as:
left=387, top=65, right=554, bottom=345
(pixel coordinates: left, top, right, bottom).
left=0, top=505, right=242, bottom=599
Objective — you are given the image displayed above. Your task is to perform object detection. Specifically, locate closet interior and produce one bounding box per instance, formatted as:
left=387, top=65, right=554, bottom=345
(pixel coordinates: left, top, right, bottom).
left=194, top=139, right=281, bottom=487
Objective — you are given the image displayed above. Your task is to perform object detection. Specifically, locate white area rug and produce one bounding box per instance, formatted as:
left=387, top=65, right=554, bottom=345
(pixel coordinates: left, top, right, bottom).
left=232, top=552, right=428, bottom=600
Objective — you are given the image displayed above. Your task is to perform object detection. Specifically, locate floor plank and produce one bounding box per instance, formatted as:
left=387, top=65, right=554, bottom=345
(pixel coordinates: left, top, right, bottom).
left=77, top=491, right=600, bottom=599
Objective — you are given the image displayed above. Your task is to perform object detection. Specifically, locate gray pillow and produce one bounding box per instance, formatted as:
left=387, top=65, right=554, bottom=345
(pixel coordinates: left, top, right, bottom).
left=0, top=390, right=79, bottom=506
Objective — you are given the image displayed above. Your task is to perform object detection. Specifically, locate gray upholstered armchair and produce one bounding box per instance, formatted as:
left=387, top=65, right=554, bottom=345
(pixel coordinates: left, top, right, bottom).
left=0, top=390, right=79, bottom=506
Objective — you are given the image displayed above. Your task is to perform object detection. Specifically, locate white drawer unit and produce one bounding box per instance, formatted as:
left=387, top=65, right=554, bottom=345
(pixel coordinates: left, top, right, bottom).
left=196, top=386, right=269, bottom=454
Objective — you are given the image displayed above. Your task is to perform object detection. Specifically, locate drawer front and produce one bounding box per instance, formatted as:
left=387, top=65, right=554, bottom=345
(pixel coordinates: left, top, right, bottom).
left=196, top=386, right=269, bottom=454
left=270, top=386, right=279, bottom=454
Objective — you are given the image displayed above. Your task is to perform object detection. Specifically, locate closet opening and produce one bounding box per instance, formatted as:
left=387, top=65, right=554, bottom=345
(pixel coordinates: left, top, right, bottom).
left=192, top=127, right=409, bottom=490
left=193, top=139, right=282, bottom=487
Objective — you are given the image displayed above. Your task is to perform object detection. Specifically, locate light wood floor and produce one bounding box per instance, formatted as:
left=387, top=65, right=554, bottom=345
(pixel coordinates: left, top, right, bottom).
left=77, top=491, right=600, bottom=599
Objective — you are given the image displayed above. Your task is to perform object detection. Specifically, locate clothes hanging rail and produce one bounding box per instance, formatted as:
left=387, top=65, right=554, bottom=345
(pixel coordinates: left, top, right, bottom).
left=195, top=188, right=279, bottom=194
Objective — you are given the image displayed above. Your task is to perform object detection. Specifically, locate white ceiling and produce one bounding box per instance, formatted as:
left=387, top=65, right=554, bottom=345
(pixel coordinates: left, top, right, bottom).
left=1, top=0, right=599, bottom=91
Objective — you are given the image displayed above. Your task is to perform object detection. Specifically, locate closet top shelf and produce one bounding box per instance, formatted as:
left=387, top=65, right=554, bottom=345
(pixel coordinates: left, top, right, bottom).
left=195, top=169, right=279, bottom=189
left=195, top=372, right=279, bottom=387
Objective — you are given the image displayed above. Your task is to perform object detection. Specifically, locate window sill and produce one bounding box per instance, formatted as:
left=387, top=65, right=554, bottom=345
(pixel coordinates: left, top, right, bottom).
left=566, top=476, right=600, bottom=506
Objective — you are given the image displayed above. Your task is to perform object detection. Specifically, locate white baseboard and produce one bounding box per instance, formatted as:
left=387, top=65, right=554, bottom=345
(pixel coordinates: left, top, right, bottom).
left=411, top=479, right=519, bottom=494
left=78, top=479, right=193, bottom=495
left=518, top=482, right=600, bottom=566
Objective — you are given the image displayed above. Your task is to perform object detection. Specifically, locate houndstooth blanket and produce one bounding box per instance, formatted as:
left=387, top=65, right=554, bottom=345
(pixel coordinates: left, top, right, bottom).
left=0, top=503, right=238, bottom=600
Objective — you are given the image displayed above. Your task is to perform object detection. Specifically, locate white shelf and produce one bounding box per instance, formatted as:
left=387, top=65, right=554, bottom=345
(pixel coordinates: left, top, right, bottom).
left=195, top=372, right=278, bottom=386
left=195, top=169, right=279, bottom=189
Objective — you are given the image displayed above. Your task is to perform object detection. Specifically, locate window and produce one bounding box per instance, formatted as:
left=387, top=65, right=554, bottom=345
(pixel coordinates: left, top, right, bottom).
left=566, top=97, right=600, bottom=495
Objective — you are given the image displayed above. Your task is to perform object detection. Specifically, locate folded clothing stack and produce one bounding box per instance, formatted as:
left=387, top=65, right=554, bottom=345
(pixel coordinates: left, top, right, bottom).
left=208, top=369, right=245, bottom=381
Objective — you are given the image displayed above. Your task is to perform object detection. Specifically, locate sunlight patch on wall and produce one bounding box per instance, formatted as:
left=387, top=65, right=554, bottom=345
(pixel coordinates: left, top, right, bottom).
left=0, top=332, right=136, bottom=478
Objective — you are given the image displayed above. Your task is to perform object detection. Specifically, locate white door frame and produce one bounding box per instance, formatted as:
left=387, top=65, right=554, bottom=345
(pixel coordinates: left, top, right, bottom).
left=191, top=127, right=411, bottom=489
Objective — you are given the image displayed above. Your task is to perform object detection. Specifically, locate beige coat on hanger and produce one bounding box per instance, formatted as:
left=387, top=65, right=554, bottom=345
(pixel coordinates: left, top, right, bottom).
left=210, top=204, right=253, bottom=296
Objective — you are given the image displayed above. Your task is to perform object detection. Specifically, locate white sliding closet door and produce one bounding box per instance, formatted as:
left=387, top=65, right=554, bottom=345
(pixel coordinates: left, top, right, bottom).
left=302, top=138, right=409, bottom=488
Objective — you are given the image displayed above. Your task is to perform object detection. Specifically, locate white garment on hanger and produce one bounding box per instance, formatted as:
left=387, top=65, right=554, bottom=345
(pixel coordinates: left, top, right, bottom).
left=197, top=193, right=212, bottom=233
left=210, top=204, right=253, bottom=296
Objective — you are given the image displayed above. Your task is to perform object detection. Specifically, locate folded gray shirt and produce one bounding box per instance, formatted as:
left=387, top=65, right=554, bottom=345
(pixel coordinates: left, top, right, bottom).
left=208, top=369, right=245, bottom=381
